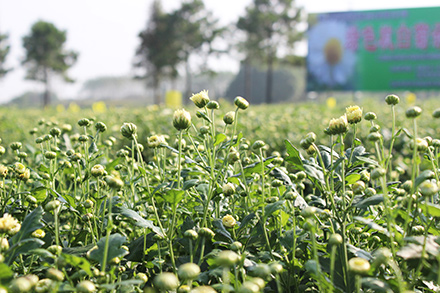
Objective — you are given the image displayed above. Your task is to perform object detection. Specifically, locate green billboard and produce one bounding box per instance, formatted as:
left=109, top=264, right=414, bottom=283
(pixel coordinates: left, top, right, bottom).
left=307, top=7, right=440, bottom=91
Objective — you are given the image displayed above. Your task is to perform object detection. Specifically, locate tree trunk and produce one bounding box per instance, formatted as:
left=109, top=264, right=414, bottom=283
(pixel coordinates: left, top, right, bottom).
left=184, top=60, right=191, bottom=104
left=244, top=58, right=251, bottom=101
left=265, top=53, right=274, bottom=104
left=43, top=67, right=50, bottom=108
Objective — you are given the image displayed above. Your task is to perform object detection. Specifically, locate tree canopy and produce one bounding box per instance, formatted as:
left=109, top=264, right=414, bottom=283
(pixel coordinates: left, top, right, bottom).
left=0, top=33, right=11, bottom=79
left=22, top=20, right=78, bottom=107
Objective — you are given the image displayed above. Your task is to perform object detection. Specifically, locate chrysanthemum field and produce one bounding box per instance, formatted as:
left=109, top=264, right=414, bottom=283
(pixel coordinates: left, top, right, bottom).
left=0, top=94, right=440, bottom=293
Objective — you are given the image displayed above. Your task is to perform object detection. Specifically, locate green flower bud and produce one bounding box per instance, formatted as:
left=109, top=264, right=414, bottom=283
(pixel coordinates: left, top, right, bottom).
left=222, top=183, right=236, bottom=196
left=365, top=187, right=376, bottom=197
left=104, top=176, right=124, bottom=189
left=402, top=180, right=413, bottom=192
left=91, top=164, right=105, bottom=177
left=364, top=112, right=377, bottom=121
left=10, top=142, right=22, bottom=151
left=216, top=250, right=240, bottom=267
left=230, top=241, right=243, bottom=252
left=222, top=214, right=236, bottom=228
left=78, top=135, right=88, bottom=142
left=234, top=96, right=249, bottom=110
left=420, top=180, right=438, bottom=198
left=346, top=105, right=362, bottom=124
left=32, top=229, right=45, bottom=239
left=385, top=94, right=400, bottom=105
left=252, top=140, right=266, bottom=150
left=406, top=106, right=422, bottom=118
left=47, top=245, right=63, bottom=255
left=184, top=229, right=198, bottom=240
left=120, top=122, right=137, bottom=139
left=223, top=111, right=235, bottom=125
left=206, top=100, right=220, bottom=110
left=353, top=181, right=366, bottom=194
left=173, top=109, right=192, bottom=130
left=49, top=127, right=61, bottom=137
left=154, top=272, right=179, bottom=291
left=373, top=247, right=392, bottom=265
left=45, top=200, right=61, bottom=212
left=76, top=280, right=96, bottom=293
left=409, top=138, right=428, bottom=152
left=95, top=122, right=107, bottom=132
left=9, top=277, right=32, bottom=293
left=178, top=263, right=201, bottom=280
left=199, top=227, right=215, bottom=239
left=371, top=168, right=386, bottom=180
left=348, top=257, right=370, bottom=275
left=61, top=124, right=72, bottom=132
left=44, top=151, right=57, bottom=160
left=301, top=206, right=317, bottom=218
left=329, top=233, right=343, bottom=246
left=237, top=281, right=260, bottom=293
left=46, top=268, right=64, bottom=282
left=367, top=132, right=382, bottom=142
left=269, top=262, right=283, bottom=274
left=135, top=273, right=148, bottom=284
left=328, top=115, right=348, bottom=135
left=249, top=263, right=271, bottom=279
left=78, top=118, right=91, bottom=127
left=190, top=90, right=210, bottom=108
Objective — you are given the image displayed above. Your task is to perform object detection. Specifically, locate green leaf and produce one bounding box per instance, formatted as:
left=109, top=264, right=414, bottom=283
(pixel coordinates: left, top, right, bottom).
left=243, top=157, right=275, bottom=176
left=354, top=195, right=384, bottom=209
left=29, top=248, right=55, bottom=259
left=196, top=110, right=212, bottom=123
left=355, top=156, right=380, bottom=168
left=345, top=174, right=361, bottom=185
left=354, top=216, right=387, bottom=234
left=214, top=133, right=227, bottom=146
left=5, top=238, right=44, bottom=265
left=61, top=253, right=93, bottom=276
left=31, top=186, right=47, bottom=203
left=162, top=189, right=185, bottom=205
left=420, top=202, right=440, bottom=218
left=0, top=263, right=13, bottom=279
left=264, top=200, right=285, bottom=219
left=303, top=164, right=324, bottom=185
left=113, top=205, right=163, bottom=237
left=88, top=141, right=99, bottom=155
left=237, top=213, right=255, bottom=236
left=89, top=233, right=128, bottom=270
left=183, top=179, right=199, bottom=190
left=414, top=170, right=436, bottom=189
left=10, top=206, right=43, bottom=246
left=284, top=140, right=304, bottom=170
left=212, top=219, right=233, bottom=242
left=362, top=278, right=392, bottom=293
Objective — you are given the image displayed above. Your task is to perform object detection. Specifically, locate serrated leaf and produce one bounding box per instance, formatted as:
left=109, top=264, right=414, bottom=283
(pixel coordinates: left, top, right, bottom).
left=113, top=205, right=163, bottom=237
left=354, top=195, right=384, bottom=209
left=214, top=133, right=227, bottom=146
left=89, top=233, right=128, bottom=270
left=5, top=238, right=44, bottom=265
left=284, top=140, right=304, bottom=169
left=303, top=164, right=324, bottom=185
left=162, top=189, right=185, bottom=205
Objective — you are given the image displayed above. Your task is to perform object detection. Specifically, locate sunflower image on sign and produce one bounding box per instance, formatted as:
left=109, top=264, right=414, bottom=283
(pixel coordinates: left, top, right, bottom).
left=307, top=20, right=357, bottom=90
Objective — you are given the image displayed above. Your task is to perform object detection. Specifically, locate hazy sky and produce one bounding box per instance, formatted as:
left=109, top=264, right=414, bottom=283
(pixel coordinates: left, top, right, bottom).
left=0, top=0, right=439, bottom=102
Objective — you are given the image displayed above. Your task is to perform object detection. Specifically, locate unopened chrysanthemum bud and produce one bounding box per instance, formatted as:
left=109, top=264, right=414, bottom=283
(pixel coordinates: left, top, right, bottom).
left=78, top=118, right=91, bottom=127
left=328, top=115, right=348, bottom=135
left=373, top=247, right=392, bottom=265
left=178, top=263, right=201, bottom=280
left=44, top=151, right=57, bottom=160
left=95, top=122, right=107, bottom=132
left=360, top=170, right=370, bottom=182
left=199, top=227, right=215, bottom=239
left=147, top=135, right=165, bottom=148
left=306, top=145, right=317, bottom=156
left=216, top=250, right=240, bottom=267
left=0, top=214, right=19, bottom=234
left=371, top=168, right=386, bottom=180
left=252, top=140, right=265, bottom=150
left=190, top=90, right=210, bottom=108
left=329, top=233, right=343, bottom=246
left=367, top=132, right=381, bottom=142
left=0, top=165, right=8, bottom=178
left=406, top=106, right=422, bottom=118
left=47, top=268, right=64, bottom=282
left=237, top=281, right=260, bottom=293
left=45, top=200, right=61, bottom=212
left=0, top=237, right=9, bottom=251
left=346, top=105, right=362, bottom=124
left=76, top=280, right=96, bottom=293
left=104, top=176, right=124, bottom=189
left=222, top=183, right=236, bottom=196
left=206, top=100, right=220, bottom=110
left=410, top=138, right=428, bottom=152
left=173, top=109, right=192, bottom=130
left=269, top=262, right=283, bottom=274
left=353, top=181, right=366, bottom=194
left=10, top=142, right=22, bottom=151
left=296, top=171, right=307, bottom=181
left=9, top=277, right=32, bottom=293
left=284, top=190, right=298, bottom=200
left=369, top=124, right=380, bottom=133
left=120, top=122, right=137, bottom=139
left=222, top=214, right=236, bottom=228
left=412, top=225, right=425, bottom=235
left=47, top=245, right=63, bottom=256
left=364, top=112, right=377, bottom=121
left=420, top=180, right=438, bottom=198
left=234, top=96, right=249, bottom=110
left=230, top=241, right=243, bottom=252
left=183, top=229, right=198, bottom=240
left=402, top=180, right=413, bottom=192
left=365, top=187, right=376, bottom=197
left=91, top=164, right=105, bottom=177
left=250, top=263, right=271, bottom=279
left=135, top=273, right=148, bottom=284
left=61, top=124, right=72, bottom=132
left=227, top=150, right=240, bottom=164
left=223, top=111, right=235, bottom=125
left=301, top=206, right=317, bottom=218
left=348, top=257, right=370, bottom=275
left=154, top=272, right=179, bottom=291
left=385, top=94, right=400, bottom=105
left=432, top=108, right=440, bottom=118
